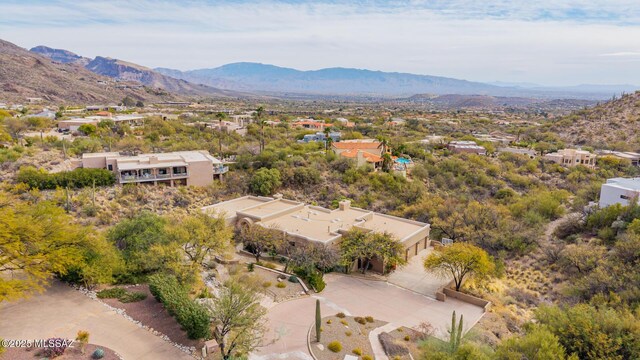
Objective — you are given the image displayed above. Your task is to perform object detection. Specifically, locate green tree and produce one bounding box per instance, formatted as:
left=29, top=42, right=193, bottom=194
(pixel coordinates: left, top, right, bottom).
left=423, top=243, right=495, bottom=291
left=250, top=167, right=281, bottom=196
left=495, top=327, right=571, bottom=360
left=167, top=213, right=232, bottom=267
left=205, top=281, right=267, bottom=360
left=77, top=123, right=97, bottom=136
left=339, top=230, right=406, bottom=274
left=237, top=224, right=283, bottom=263
left=0, top=194, right=90, bottom=300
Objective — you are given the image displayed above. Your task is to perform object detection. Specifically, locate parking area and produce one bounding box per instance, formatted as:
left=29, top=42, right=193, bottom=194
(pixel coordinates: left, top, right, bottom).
left=387, top=247, right=452, bottom=298
left=254, top=273, right=486, bottom=360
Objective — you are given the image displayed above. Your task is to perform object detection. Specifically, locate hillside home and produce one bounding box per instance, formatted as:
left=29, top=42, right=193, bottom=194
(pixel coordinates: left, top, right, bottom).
left=292, top=119, right=333, bottom=130
left=599, top=178, right=640, bottom=207
left=57, top=115, right=145, bottom=131
left=331, top=139, right=387, bottom=169
left=297, top=132, right=341, bottom=144
left=544, top=149, right=596, bottom=168
left=81, top=150, right=228, bottom=186
left=447, top=141, right=487, bottom=155
left=597, top=151, right=640, bottom=167
left=202, top=196, right=430, bottom=273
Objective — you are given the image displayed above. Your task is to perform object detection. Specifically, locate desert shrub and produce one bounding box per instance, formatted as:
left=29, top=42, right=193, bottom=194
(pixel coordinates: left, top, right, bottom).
left=96, top=287, right=126, bottom=299
left=341, top=319, right=348, bottom=325
left=247, top=263, right=255, bottom=272
left=354, top=316, right=366, bottom=325
left=75, top=330, right=90, bottom=352
left=276, top=282, right=286, bottom=288
left=42, top=338, right=68, bottom=358
left=327, top=319, right=332, bottom=324
left=345, top=331, right=352, bottom=336
left=250, top=167, right=281, bottom=196
left=118, top=291, right=147, bottom=303
left=328, top=341, right=342, bottom=353
left=352, top=348, right=363, bottom=355
left=17, top=166, right=115, bottom=190
left=554, top=214, right=585, bottom=239
left=404, top=335, right=411, bottom=341
left=365, top=316, right=374, bottom=323
left=262, top=281, right=272, bottom=288
left=336, top=312, right=346, bottom=318
left=379, top=332, right=409, bottom=356
left=148, top=274, right=211, bottom=339
left=288, top=275, right=298, bottom=283
left=92, top=348, right=105, bottom=359
left=362, top=355, right=373, bottom=360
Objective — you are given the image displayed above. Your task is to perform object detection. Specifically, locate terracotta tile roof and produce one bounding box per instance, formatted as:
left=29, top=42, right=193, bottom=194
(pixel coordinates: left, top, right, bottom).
left=332, top=141, right=381, bottom=150
left=340, top=149, right=383, bottom=163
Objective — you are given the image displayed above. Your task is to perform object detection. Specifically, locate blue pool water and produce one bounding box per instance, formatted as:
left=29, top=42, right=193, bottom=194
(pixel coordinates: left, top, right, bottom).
left=395, top=157, right=412, bottom=164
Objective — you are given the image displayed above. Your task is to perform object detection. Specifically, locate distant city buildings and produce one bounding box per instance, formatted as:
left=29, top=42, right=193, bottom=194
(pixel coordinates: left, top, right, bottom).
left=544, top=149, right=596, bottom=168
left=599, top=178, right=640, bottom=207
left=81, top=150, right=228, bottom=186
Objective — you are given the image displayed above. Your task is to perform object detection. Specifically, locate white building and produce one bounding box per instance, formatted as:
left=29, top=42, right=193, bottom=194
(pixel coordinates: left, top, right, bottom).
left=599, top=178, right=640, bottom=207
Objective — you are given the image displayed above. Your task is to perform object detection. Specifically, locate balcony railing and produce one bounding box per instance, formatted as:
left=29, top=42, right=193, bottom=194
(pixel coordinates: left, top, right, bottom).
left=213, top=166, right=229, bottom=175
left=119, top=172, right=188, bottom=183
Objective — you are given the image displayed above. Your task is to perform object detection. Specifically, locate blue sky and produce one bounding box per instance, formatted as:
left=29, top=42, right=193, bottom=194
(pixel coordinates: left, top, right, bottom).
left=1, top=0, right=639, bottom=85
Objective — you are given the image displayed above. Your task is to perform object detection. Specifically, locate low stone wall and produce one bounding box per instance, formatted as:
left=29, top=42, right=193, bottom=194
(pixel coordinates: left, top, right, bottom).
left=435, top=281, right=491, bottom=312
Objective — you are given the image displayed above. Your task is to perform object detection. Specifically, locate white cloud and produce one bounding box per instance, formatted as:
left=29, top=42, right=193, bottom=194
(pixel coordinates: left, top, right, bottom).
left=0, top=0, right=639, bottom=85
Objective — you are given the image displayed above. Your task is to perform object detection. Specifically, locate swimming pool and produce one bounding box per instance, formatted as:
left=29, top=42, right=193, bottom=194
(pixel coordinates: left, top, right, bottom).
left=395, top=157, right=412, bottom=164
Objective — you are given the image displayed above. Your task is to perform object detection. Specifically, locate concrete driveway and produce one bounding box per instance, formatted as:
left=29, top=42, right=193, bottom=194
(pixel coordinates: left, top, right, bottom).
left=254, top=274, right=485, bottom=360
left=387, top=248, right=452, bottom=298
left=0, top=281, right=193, bottom=360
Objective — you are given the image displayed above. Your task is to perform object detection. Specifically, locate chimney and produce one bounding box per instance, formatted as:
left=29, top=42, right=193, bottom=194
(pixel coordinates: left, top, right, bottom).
left=273, top=193, right=283, bottom=200
left=339, top=200, right=351, bottom=211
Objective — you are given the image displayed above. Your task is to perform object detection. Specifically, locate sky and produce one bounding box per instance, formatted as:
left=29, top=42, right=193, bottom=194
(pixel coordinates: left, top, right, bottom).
left=1, top=0, right=640, bottom=86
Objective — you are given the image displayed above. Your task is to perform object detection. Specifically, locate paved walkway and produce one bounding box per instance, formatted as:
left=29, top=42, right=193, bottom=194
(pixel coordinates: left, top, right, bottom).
left=387, top=248, right=451, bottom=298
left=254, top=274, right=485, bottom=360
left=0, top=281, right=193, bottom=360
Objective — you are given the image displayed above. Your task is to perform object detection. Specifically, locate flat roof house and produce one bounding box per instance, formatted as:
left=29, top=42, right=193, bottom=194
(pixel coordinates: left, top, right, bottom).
left=447, top=141, right=487, bottom=155
left=81, top=150, right=228, bottom=186
left=598, top=151, right=640, bottom=167
left=544, top=149, right=596, bottom=168
left=202, top=196, right=430, bottom=273
left=599, top=178, right=640, bottom=207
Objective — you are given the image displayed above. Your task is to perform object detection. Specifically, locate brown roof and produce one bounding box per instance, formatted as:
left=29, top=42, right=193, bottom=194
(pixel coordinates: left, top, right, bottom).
left=332, top=141, right=381, bottom=150
left=340, top=149, right=383, bottom=163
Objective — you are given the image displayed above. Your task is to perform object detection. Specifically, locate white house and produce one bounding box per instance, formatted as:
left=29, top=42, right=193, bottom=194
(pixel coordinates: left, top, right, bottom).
left=599, top=178, right=640, bottom=207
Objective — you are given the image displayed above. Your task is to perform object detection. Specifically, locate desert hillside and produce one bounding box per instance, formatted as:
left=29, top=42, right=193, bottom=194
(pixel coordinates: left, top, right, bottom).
left=549, top=91, right=640, bottom=150
left=0, top=39, right=179, bottom=104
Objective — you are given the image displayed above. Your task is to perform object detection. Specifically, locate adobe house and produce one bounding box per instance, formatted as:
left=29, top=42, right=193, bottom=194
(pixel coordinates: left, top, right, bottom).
left=202, top=196, right=430, bottom=273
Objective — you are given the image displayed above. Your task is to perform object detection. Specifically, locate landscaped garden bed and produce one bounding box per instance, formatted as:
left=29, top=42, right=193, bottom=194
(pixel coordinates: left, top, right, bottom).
left=253, top=266, right=307, bottom=302
left=97, top=285, right=202, bottom=351
left=310, top=314, right=386, bottom=360
left=3, top=343, right=120, bottom=360
left=381, top=326, right=427, bottom=360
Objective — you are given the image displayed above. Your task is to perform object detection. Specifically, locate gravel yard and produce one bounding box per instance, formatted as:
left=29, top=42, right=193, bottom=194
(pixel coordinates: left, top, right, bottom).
left=309, top=315, right=387, bottom=360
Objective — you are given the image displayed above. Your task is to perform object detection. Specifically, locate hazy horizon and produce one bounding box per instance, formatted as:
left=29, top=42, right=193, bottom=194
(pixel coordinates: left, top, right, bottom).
left=2, top=0, right=640, bottom=87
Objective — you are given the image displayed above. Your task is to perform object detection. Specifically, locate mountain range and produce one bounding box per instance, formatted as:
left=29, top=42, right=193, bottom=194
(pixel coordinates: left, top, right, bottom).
left=29, top=45, right=247, bottom=99
left=0, top=39, right=183, bottom=104
left=155, top=63, right=637, bottom=100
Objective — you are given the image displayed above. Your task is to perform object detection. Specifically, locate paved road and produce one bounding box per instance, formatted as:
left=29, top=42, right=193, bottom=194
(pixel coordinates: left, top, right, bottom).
left=254, top=274, right=485, bottom=360
left=0, top=281, right=193, bottom=360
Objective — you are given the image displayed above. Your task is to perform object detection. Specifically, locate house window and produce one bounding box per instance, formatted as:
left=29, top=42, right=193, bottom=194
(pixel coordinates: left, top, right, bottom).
left=107, top=164, right=113, bottom=171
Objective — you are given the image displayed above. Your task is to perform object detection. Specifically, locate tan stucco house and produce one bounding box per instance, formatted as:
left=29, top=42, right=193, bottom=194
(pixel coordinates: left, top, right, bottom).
left=544, top=149, right=596, bottom=168
left=202, top=195, right=430, bottom=273
left=81, top=150, right=228, bottom=186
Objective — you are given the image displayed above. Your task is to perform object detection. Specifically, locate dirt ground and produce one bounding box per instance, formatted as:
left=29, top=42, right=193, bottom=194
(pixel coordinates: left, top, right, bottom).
left=100, top=285, right=202, bottom=350
left=3, top=343, right=120, bottom=360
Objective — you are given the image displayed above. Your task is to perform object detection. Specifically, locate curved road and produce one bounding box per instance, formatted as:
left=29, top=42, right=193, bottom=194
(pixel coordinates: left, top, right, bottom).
left=0, top=281, right=193, bottom=360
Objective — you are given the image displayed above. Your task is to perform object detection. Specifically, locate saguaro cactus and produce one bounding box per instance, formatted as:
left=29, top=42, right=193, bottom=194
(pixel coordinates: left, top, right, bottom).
left=449, top=311, right=464, bottom=353
left=315, top=299, right=322, bottom=342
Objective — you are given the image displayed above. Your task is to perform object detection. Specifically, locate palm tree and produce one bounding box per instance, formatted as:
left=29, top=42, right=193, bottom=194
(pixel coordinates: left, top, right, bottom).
left=377, top=136, right=390, bottom=154
left=215, top=112, right=227, bottom=154
left=323, top=126, right=332, bottom=153
left=254, top=106, right=266, bottom=153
